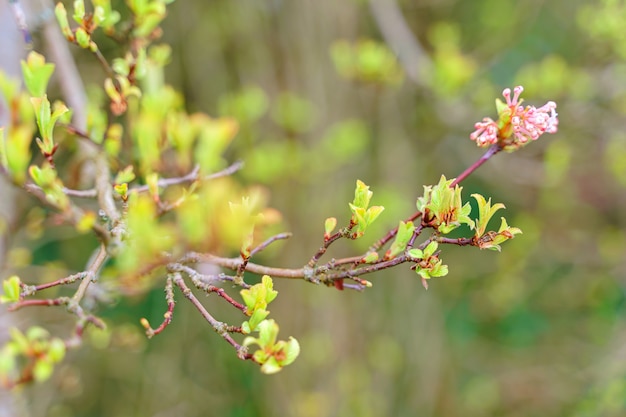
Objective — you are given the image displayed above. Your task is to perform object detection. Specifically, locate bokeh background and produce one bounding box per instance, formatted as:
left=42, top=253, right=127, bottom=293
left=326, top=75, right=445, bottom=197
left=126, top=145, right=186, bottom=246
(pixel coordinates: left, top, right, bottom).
left=3, top=0, right=626, bottom=416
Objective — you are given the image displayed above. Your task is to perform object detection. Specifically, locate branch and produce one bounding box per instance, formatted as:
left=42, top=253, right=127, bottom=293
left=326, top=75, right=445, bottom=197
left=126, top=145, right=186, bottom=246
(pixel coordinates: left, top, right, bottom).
left=451, top=144, right=502, bottom=187
left=182, top=252, right=305, bottom=280
left=172, top=273, right=252, bottom=360
left=141, top=275, right=175, bottom=338
left=368, top=0, right=432, bottom=86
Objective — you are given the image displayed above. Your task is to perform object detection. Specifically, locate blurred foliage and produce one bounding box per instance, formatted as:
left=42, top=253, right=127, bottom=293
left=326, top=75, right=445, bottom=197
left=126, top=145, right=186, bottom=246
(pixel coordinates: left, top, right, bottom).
left=1, top=0, right=626, bottom=416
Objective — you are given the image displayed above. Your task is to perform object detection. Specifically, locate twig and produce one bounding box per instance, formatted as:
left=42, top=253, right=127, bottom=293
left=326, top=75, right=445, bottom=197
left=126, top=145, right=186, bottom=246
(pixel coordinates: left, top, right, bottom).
left=69, top=244, right=109, bottom=308
left=370, top=211, right=422, bottom=252
left=8, top=297, right=70, bottom=311
left=451, top=144, right=502, bottom=187
left=23, top=271, right=90, bottom=295
left=93, top=49, right=116, bottom=80
left=62, top=187, right=97, bottom=198
left=437, top=237, right=474, bottom=246
left=368, top=0, right=432, bottom=86
left=322, top=255, right=408, bottom=281
left=168, top=263, right=246, bottom=287
left=142, top=275, right=175, bottom=338
left=129, top=160, right=245, bottom=195
left=307, top=229, right=347, bottom=268
left=187, top=274, right=246, bottom=312
left=182, top=252, right=305, bottom=279
left=59, top=161, right=244, bottom=214
left=172, top=274, right=252, bottom=360
left=249, top=232, right=292, bottom=257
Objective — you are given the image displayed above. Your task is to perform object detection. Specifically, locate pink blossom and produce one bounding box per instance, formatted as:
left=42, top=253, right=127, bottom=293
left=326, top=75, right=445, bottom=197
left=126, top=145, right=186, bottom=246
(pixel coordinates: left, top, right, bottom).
left=470, top=118, right=499, bottom=146
left=470, top=86, right=558, bottom=150
left=510, top=100, right=558, bottom=145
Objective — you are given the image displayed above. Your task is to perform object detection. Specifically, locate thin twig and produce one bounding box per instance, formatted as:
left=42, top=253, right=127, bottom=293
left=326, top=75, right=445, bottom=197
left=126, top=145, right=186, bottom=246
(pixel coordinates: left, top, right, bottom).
left=451, top=144, right=502, bottom=187
left=8, top=297, right=70, bottom=311
left=437, top=237, right=474, bottom=246
left=322, top=255, right=408, bottom=281
left=172, top=274, right=251, bottom=360
left=249, top=232, right=292, bottom=257
left=182, top=252, right=305, bottom=279
left=69, top=244, right=109, bottom=307
left=142, top=275, right=175, bottom=338
left=168, top=263, right=246, bottom=287
left=370, top=211, right=422, bottom=252
left=187, top=274, right=246, bottom=312
left=307, top=229, right=346, bottom=268
left=23, top=271, right=90, bottom=295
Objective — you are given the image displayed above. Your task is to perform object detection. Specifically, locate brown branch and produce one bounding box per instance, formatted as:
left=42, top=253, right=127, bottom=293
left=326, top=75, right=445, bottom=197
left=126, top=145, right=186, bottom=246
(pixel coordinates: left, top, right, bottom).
left=7, top=297, right=70, bottom=311
left=172, top=273, right=252, bottom=360
left=183, top=252, right=306, bottom=279
left=141, top=275, right=175, bottom=338
left=23, top=271, right=90, bottom=295
left=307, top=228, right=348, bottom=268
left=168, top=263, right=245, bottom=286
left=370, top=211, right=422, bottom=252
left=69, top=244, right=108, bottom=307
left=437, top=237, right=474, bottom=246
left=322, top=255, right=408, bottom=281
left=451, top=144, right=502, bottom=187
left=249, top=232, right=292, bottom=257
left=130, top=160, right=245, bottom=195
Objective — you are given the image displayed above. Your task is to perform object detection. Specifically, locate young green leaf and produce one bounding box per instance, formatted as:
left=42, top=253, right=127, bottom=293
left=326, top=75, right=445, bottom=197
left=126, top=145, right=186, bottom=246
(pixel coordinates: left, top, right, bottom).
left=324, top=217, right=337, bottom=239
left=0, top=276, right=22, bottom=304
left=21, top=52, right=55, bottom=97
left=385, top=220, right=415, bottom=260
left=471, top=193, right=506, bottom=238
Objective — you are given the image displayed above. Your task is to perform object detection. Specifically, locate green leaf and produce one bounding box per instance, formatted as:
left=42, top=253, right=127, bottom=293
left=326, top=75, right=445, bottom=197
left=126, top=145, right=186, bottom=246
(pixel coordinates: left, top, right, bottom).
left=114, top=165, right=136, bottom=184
left=361, top=251, right=379, bottom=263
left=240, top=276, right=277, bottom=315
left=385, top=220, right=415, bottom=259
left=247, top=309, right=270, bottom=331
left=55, top=3, right=74, bottom=40
left=0, top=346, right=17, bottom=376
left=260, top=357, right=282, bottom=374
left=33, top=358, right=53, bottom=382
left=31, top=96, right=51, bottom=149
left=75, top=27, right=91, bottom=49
left=423, top=241, right=438, bottom=258
left=352, top=180, right=373, bottom=210
left=21, top=52, right=55, bottom=97
left=324, top=217, right=337, bottom=238
left=420, top=175, right=473, bottom=234
left=407, top=248, right=423, bottom=259
left=0, top=276, right=21, bottom=303
left=257, top=319, right=279, bottom=348
left=73, top=0, right=86, bottom=23
left=262, top=275, right=278, bottom=304
left=194, top=118, right=238, bottom=174
left=8, top=328, right=29, bottom=353
left=364, top=205, right=385, bottom=226
left=472, top=193, right=505, bottom=237
left=26, top=326, right=50, bottom=341
left=280, top=337, right=300, bottom=366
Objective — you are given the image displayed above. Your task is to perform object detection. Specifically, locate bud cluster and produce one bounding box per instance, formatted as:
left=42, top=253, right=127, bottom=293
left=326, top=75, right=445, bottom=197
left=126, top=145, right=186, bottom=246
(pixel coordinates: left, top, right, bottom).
left=470, top=86, right=558, bottom=150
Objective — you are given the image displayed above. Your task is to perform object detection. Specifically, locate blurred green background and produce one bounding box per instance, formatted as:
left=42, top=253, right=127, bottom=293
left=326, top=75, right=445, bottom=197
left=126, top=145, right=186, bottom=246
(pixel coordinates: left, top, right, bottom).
left=6, top=0, right=626, bottom=415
